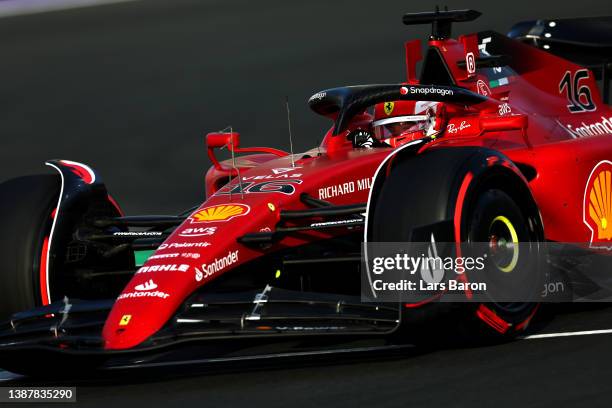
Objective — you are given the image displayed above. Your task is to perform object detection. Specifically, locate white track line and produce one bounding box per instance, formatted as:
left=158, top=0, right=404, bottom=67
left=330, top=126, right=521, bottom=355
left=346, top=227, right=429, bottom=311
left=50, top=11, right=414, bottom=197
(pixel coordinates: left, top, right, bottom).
left=0, top=0, right=142, bottom=18
left=0, top=371, right=20, bottom=382
left=521, top=329, right=612, bottom=340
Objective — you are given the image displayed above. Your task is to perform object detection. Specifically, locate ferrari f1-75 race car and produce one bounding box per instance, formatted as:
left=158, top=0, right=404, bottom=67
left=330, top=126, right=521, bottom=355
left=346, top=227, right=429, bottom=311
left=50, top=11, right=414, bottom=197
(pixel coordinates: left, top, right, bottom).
left=1, top=9, right=612, bottom=376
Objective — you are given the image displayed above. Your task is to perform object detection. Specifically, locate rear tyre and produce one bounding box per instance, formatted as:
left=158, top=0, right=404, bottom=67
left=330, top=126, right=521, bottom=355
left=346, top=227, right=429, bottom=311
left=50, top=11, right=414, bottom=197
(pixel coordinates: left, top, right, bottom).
left=0, top=175, right=60, bottom=320
left=458, top=188, right=541, bottom=342
left=369, top=150, right=542, bottom=344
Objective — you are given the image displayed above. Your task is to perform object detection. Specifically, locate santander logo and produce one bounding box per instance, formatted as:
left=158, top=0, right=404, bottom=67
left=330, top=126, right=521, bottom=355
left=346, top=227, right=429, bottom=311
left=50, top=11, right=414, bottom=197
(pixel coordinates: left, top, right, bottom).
left=135, top=279, right=158, bottom=291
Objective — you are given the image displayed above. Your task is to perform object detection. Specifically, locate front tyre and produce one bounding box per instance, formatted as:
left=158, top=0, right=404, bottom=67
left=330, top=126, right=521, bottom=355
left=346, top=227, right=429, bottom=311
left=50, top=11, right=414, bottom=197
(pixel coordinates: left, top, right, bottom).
left=0, top=175, right=60, bottom=320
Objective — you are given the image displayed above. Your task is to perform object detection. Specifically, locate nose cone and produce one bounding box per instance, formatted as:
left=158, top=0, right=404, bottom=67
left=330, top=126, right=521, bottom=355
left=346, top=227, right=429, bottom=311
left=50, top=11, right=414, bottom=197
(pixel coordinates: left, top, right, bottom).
left=103, top=306, right=162, bottom=350
left=100, top=162, right=310, bottom=349
left=101, top=201, right=270, bottom=350
left=102, top=274, right=192, bottom=349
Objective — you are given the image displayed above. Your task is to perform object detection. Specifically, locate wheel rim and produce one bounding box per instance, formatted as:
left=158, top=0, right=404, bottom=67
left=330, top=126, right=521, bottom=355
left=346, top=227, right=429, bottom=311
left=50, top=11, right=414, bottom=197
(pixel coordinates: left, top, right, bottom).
left=488, top=215, right=519, bottom=273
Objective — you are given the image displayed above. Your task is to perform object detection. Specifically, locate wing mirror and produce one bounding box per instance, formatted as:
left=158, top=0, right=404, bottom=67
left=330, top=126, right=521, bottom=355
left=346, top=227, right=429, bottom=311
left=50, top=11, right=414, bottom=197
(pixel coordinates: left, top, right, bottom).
left=206, top=132, right=241, bottom=149
left=205, top=131, right=288, bottom=171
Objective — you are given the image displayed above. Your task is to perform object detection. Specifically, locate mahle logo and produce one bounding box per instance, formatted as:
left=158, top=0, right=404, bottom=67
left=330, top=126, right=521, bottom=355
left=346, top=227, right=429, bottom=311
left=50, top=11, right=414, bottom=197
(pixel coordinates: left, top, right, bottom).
left=584, top=160, right=612, bottom=248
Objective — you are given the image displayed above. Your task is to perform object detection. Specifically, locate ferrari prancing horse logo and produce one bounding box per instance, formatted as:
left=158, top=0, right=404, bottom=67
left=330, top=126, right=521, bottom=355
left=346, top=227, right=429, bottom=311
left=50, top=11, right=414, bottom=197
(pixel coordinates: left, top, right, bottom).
left=384, top=102, right=394, bottom=116
left=584, top=160, right=612, bottom=249
left=119, top=315, right=132, bottom=326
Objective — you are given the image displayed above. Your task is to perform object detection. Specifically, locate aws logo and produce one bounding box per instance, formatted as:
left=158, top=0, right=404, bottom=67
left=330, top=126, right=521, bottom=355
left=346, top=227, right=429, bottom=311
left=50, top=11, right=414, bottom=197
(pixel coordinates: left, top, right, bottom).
left=584, top=161, right=612, bottom=249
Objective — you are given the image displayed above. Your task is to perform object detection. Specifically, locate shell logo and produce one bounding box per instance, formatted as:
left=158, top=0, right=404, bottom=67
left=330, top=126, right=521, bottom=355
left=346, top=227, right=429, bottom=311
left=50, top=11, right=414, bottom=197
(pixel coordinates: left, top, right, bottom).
left=190, top=204, right=250, bottom=223
left=584, top=161, right=612, bottom=248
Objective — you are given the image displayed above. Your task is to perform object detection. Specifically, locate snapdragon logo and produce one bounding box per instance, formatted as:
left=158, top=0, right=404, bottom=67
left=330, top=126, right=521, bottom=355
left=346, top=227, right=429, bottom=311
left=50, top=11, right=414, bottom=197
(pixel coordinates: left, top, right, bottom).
left=401, top=86, right=454, bottom=97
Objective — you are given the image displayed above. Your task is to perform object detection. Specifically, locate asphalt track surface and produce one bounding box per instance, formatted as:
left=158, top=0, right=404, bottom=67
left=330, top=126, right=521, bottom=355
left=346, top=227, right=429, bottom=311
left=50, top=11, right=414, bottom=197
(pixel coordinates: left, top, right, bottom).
left=2, top=0, right=612, bottom=407
left=3, top=305, right=612, bottom=407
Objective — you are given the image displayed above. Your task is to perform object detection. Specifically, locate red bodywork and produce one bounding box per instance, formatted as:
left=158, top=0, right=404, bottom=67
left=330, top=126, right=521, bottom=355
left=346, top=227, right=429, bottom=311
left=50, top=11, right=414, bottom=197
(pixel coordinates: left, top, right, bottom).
left=102, top=32, right=612, bottom=349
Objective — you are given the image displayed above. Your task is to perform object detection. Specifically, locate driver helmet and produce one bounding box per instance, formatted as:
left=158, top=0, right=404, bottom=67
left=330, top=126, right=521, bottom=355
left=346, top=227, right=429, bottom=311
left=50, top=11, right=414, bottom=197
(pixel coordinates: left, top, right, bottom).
left=372, top=100, right=445, bottom=147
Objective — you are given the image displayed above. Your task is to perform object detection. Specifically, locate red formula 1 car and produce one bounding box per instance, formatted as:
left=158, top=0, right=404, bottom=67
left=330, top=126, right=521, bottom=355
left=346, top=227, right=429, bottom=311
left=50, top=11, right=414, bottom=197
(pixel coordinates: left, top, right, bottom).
left=1, top=9, right=612, bottom=376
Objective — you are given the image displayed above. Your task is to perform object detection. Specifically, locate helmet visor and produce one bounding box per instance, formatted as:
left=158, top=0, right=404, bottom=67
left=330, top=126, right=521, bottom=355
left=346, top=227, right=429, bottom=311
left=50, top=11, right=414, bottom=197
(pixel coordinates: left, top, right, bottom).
left=372, top=115, right=429, bottom=140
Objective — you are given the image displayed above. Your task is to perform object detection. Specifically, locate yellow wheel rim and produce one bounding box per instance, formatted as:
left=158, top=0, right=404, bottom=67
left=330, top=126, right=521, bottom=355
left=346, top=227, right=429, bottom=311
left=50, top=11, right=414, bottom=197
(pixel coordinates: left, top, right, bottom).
left=490, top=215, right=519, bottom=273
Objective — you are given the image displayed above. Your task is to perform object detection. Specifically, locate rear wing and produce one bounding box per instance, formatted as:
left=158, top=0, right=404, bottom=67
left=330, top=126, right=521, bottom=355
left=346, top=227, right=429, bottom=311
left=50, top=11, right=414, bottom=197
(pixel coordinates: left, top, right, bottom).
left=402, top=8, right=481, bottom=39
left=508, top=16, right=612, bottom=103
